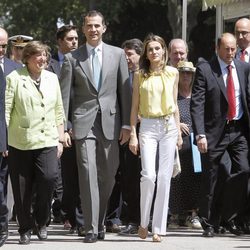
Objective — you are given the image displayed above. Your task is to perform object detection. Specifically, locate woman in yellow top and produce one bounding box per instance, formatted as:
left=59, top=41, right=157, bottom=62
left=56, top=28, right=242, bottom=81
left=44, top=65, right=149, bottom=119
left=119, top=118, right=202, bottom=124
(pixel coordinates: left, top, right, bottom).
left=129, top=34, right=182, bottom=242
left=5, top=41, right=65, bottom=245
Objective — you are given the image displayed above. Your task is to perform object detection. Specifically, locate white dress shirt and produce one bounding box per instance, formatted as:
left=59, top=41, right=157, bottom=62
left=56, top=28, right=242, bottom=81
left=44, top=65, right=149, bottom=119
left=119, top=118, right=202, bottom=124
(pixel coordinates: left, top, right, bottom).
left=217, top=56, right=243, bottom=120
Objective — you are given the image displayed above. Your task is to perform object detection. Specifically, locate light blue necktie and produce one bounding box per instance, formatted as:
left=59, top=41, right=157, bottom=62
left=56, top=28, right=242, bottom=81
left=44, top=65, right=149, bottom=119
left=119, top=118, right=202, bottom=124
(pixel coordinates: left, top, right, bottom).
left=92, top=48, right=101, bottom=90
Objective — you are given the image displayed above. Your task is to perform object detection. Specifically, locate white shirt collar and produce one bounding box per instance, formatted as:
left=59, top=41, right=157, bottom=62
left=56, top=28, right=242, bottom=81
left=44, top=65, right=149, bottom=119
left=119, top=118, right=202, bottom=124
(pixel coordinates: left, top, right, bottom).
left=217, top=56, right=235, bottom=71
left=86, top=42, right=103, bottom=56
left=242, top=46, right=250, bottom=55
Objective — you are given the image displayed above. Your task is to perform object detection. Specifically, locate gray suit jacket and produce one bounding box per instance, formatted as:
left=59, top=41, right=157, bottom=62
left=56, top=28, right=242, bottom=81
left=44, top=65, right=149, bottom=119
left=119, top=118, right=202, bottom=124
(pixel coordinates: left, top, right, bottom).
left=60, top=43, right=131, bottom=140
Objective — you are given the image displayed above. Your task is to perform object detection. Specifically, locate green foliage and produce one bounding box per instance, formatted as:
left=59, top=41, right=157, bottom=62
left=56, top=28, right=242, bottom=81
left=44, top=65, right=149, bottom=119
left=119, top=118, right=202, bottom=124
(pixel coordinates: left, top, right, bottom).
left=98, top=0, right=173, bottom=46
left=0, top=0, right=86, bottom=51
left=0, top=0, right=202, bottom=52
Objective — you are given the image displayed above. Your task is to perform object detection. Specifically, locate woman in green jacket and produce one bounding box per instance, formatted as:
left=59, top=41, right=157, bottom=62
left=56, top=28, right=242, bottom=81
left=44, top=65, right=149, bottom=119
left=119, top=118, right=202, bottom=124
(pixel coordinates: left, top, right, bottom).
left=5, top=41, right=65, bottom=245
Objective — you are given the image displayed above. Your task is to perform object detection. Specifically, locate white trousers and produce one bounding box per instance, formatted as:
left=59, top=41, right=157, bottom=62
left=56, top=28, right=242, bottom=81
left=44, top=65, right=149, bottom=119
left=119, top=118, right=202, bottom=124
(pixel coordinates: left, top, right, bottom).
left=139, top=115, right=178, bottom=235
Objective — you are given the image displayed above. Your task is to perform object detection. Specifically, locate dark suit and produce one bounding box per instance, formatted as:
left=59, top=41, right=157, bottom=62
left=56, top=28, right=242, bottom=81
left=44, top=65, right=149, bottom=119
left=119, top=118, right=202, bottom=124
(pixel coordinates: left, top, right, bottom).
left=0, top=67, right=8, bottom=233
left=47, top=53, right=61, bottom=77
left=47, top=52, right=64, bottom=222
left=3, top=57, right=22, bottom=77
left=60, top=43, right=131, bottom=235
left=1, top=57, right=22, bottom=222
left=48, top=52, right=84, bottom=228
left=190, top=56, right=250, bottom=228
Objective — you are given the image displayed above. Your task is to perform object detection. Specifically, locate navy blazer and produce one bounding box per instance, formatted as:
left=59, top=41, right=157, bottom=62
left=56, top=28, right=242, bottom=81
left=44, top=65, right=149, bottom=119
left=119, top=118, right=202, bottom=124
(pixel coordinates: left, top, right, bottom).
left=3, top=57, right=22, bottom=77
left=47, top=53, right=61, bottom=77
left=190, top=56, right=250, bottom=149
left=0, top=67, right=6, bottom=152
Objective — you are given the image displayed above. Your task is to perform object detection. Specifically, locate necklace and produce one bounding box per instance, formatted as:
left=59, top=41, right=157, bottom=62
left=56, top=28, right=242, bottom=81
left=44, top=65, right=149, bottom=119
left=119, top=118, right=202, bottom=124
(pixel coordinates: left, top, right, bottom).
left=28, top=69, right=41, bottom=83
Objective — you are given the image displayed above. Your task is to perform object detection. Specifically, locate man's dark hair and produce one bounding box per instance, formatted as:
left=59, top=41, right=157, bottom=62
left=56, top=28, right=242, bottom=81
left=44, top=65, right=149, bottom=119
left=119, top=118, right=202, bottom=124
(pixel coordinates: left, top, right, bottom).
left=121, top=38, right=143, bottom=56
left=83, top=10, right=106, bottom=26
left=56, top=25, right=77, bottom=40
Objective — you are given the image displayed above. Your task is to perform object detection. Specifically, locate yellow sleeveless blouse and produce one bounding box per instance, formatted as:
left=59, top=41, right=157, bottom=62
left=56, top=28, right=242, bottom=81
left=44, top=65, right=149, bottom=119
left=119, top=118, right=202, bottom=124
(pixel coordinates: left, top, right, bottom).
left=139, top=66, right=178, bottom=118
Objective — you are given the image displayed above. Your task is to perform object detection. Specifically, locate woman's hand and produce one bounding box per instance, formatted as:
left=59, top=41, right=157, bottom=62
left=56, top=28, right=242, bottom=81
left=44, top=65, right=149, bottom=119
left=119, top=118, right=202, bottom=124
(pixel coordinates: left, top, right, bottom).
left=177, top=134, right=183, bottom=150
left=2, top=151, right=8, bottom=157
left=57, top=142, right=64, bottom=158
left=129, top=134, right=139, bottom=155
left=180, top=123, right=190, bottom=136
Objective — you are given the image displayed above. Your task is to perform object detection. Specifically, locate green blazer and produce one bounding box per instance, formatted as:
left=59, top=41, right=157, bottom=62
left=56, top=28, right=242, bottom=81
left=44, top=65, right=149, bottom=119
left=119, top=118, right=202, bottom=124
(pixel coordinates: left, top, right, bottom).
left=5, top=67, right=65, bottom=150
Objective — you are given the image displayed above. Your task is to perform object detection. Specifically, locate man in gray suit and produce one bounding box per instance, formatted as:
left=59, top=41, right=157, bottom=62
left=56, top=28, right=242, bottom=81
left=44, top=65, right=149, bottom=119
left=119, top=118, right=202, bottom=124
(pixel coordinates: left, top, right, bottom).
left=60, top=10, right=131, bottom=243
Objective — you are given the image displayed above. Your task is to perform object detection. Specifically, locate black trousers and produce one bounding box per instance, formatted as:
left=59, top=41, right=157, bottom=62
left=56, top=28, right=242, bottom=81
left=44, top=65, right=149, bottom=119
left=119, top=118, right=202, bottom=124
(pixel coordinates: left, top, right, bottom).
left=199, top=122, right=249, bottom=228
left=52, top=159, right=63, bottom=220
left=120, top=123, right=141, bottom=225
left=61, top=143, right=84, bottom=229
left=120, top=143, right=141, bottom=225
left=8, top=146, right=58, bottom=234
left=0, top=156, right=8, bottom=232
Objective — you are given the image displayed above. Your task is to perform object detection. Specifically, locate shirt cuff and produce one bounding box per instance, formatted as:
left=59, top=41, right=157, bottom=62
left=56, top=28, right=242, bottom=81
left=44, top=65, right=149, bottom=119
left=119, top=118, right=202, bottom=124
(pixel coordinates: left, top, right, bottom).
left=122, top=125, right=131, bottom=130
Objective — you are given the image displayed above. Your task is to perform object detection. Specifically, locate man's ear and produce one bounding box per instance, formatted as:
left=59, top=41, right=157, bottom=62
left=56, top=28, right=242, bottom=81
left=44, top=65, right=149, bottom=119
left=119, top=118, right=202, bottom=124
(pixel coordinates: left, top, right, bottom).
left=103, top=24, right=107, bottom=33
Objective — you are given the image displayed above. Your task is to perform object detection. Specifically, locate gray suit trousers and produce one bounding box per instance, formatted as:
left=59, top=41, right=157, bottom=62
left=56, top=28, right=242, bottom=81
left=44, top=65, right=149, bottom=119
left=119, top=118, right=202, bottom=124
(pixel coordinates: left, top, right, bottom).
left=75, top=113, right=119, bottom=234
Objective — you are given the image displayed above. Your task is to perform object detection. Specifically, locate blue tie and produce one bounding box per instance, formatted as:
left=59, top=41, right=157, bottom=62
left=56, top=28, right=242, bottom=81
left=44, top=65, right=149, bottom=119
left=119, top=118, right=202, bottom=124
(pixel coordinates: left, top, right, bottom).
left=92, top=48, right=101, bottom=90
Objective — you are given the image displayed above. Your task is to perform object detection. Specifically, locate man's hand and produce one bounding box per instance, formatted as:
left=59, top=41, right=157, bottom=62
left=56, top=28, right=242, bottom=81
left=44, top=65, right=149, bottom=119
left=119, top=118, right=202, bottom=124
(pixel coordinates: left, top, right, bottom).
left=197, top=137, right=208, bottom=153
left=64, top=132, right=72, bottom=148
left=119, top=128, right=130, bottom=145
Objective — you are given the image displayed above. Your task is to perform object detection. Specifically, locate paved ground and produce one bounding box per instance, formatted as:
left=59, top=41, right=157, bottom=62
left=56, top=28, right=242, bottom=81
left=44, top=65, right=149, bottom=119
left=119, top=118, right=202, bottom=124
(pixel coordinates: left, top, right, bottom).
left=3, top=222, right=250, bottom=250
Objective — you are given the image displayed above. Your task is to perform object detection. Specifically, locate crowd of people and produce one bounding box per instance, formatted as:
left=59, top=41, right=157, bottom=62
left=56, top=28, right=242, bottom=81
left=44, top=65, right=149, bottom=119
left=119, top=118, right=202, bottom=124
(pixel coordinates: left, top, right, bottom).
left=0, top=9, right=250, bottom=246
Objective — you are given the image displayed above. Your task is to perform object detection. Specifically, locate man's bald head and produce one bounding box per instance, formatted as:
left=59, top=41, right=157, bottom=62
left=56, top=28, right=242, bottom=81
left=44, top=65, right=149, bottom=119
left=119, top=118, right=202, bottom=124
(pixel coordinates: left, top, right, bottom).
left=0, top=27, right=8, bottom=59
left=235, top=18, right=250, bottom=50
left=168, top=38, right=188, bottom=67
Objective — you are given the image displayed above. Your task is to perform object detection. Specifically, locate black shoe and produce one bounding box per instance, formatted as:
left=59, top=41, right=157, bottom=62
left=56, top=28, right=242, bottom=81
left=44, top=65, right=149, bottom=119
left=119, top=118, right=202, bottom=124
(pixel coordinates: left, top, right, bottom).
left=119, top=224, right=138, bottom=235
left=37, top=225, right=47, bottom=240
left=77, top=226, right=85, bottom=237
left=84, top=233, right=97, bottom=243
left=240, top=222, right=250, bottom=234
left=0, top=231, right=8, bottom=247
left=98, top=230, right=105, bottom=240
left=202, top=226, right=214, bottom=237
left=19, top=231, right=31, bottom=245
left=226, top=220, right=243, bottom=236
left=214, top=226, right=226, bottom=234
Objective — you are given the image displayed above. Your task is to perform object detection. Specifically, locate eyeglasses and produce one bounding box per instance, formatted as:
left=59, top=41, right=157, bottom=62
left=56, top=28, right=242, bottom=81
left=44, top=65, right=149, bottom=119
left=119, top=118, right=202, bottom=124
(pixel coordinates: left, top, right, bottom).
left=0, top=44, right=8, bottom=49
left=235, top=31, right=250, bottom=37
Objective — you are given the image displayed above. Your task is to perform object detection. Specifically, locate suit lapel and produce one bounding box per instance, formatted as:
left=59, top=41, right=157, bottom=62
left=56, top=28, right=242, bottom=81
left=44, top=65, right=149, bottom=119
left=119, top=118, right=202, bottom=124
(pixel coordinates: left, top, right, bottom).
left=210, top=57, right=227, bottom=100
left=101, top=43, right=112, bottom=86
left=77, top=45, right=96, bottom=90
left=50, top=58, right=61, bottom=76
left=234, top=59, right=247, bottom=101
left=21, top=68, right=43, bottom=100
left=22, top=76, right=42, bottom=101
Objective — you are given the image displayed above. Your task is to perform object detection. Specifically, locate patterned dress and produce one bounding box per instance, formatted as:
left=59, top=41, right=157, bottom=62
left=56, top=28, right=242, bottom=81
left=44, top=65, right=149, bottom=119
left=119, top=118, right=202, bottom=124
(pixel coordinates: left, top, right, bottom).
left=169, top=95, right=201, bottom=214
